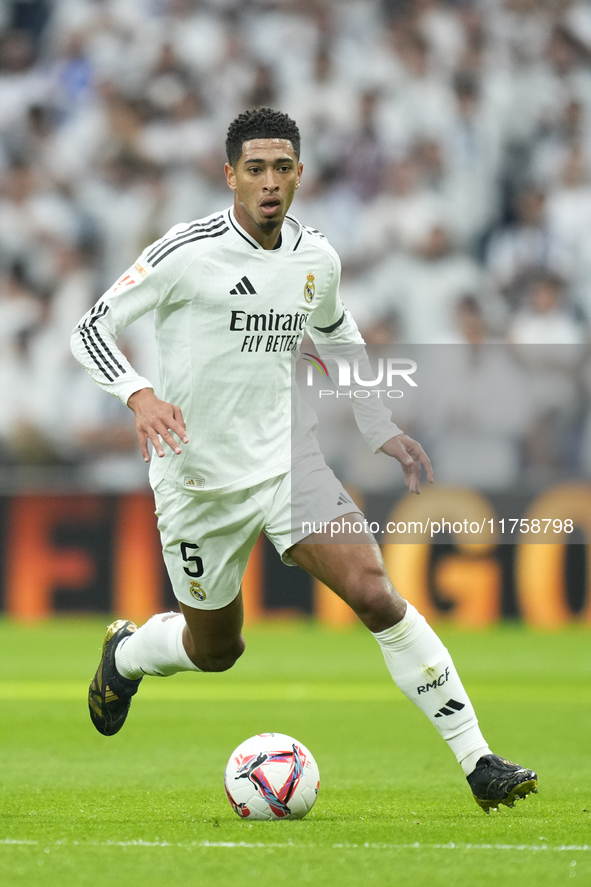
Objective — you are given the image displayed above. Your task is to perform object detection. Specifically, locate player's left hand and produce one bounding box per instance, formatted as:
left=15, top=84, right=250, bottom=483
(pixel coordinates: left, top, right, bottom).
left=380, top=433, right=434, bottom=495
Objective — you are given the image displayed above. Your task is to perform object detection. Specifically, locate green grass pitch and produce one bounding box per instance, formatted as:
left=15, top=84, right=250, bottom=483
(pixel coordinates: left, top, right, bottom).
left=0, top=618, right=589, bottom=887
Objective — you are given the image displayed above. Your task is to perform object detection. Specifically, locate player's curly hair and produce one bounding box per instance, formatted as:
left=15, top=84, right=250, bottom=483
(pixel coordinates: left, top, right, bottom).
left=226, top=107, right=300, bottom=166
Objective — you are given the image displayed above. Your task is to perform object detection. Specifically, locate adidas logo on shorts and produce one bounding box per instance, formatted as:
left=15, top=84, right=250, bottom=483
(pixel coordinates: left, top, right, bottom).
left=184, top=476, right=205, bottom=489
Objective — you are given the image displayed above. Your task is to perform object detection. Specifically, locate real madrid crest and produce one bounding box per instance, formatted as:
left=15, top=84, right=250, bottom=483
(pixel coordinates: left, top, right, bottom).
left=304, top=272, right=315, bottom=303
left=190, top=581, right=206, bottom=601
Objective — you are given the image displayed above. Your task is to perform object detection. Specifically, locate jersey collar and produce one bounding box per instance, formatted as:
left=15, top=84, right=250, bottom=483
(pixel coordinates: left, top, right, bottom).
left=227, top=207, right=302, bottom=253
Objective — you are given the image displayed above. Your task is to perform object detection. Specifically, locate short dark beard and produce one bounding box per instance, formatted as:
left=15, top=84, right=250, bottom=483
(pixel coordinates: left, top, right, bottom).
left=257, top=217, right=280, bottom=233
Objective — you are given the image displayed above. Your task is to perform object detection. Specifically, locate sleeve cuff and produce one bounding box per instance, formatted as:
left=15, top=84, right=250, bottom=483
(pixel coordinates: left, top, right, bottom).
left=115, top=377, right=154, bottom=406
left=370, top=425, right=404, bottom=454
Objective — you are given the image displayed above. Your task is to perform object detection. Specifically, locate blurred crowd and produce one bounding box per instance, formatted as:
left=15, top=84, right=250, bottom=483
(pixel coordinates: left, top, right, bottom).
left=1, top=0, right=591, bottom=492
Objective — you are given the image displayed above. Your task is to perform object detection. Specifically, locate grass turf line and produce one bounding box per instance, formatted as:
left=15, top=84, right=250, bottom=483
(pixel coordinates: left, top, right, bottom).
left=0, top=618, right=589, bottom=886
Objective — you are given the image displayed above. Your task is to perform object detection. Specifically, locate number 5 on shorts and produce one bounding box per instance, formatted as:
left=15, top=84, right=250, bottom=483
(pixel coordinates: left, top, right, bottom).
left=180, top=542, right=204, bottom=578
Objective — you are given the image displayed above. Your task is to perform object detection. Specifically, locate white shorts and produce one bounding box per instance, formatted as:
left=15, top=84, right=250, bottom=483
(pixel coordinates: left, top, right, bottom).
left=153, top=454, right=361, bottom=610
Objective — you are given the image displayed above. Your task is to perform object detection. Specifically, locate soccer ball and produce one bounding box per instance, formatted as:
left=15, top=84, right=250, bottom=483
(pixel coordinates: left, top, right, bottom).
left=224, top=733, right=320, bottom=821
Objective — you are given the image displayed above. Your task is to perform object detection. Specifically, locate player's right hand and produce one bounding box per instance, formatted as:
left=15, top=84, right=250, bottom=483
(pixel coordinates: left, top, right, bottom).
left=127, top=387, right=189, bottom=462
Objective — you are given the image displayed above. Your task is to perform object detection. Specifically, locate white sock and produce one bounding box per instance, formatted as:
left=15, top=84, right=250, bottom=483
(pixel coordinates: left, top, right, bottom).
left=373, top=603, right=490, bottom=775
left=115, top=612, right=201, bottom=678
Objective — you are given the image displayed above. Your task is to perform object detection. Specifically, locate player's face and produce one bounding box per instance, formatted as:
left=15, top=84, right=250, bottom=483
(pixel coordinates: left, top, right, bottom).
left=225, top=139, right=303, bottom=247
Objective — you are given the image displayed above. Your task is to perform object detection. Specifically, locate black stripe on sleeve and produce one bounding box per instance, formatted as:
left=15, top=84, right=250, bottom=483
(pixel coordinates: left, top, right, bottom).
left=146, top=215, right=224, bottom=260
left=304, top=225, right=326, bottom=239
left=84, top=327, right=121, bottom=378
left=314, top=310, right=345, bottom=334
left=89, top=302, right=108, bottom=321
left=85, top=301, right=109, bottom=323
left=146, top=216, right=226, bottom=264
left=89, top=324, right=126, bottom=374
left=79, top=302, right=124, bottom=378
left=151, top=227, right=228, bottom=266
left=79, top=327, right=115, bottom=381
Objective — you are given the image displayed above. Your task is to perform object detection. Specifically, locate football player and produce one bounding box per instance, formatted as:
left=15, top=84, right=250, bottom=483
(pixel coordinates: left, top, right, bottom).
left=72, top=108, right=537, bottom=812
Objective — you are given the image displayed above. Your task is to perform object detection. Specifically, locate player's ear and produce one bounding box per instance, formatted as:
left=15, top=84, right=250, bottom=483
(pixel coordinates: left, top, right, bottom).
left=296, top=161, right=303, bottom=189
left=225, top=162, right=237, bottom=191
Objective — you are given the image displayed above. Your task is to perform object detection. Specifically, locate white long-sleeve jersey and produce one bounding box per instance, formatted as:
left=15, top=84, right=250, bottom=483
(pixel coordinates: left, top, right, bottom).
left=71, top=207, right=401, bottom=493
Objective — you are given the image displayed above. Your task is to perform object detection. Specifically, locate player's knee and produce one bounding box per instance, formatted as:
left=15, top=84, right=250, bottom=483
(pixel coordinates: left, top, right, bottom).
left=199, top=636, right=245, bottom=673
left=345, top=567, right=405, bottom=632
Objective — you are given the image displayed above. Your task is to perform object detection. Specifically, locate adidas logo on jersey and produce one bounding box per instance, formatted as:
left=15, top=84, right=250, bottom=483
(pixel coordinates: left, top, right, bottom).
left=337, top=493, right=352, bottom=506
left=230, top=276, right=256, bottom=295
left=434, top=699, right=465, bottom=718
